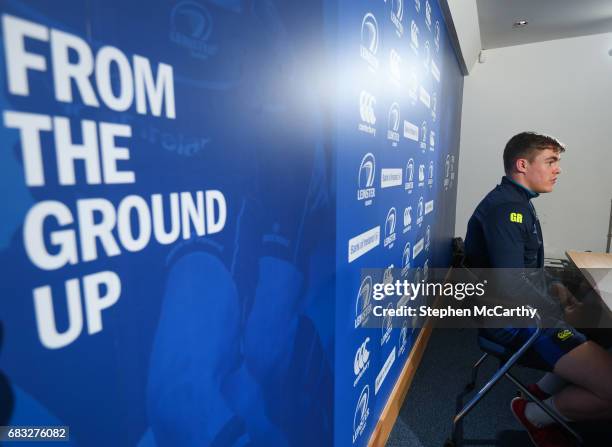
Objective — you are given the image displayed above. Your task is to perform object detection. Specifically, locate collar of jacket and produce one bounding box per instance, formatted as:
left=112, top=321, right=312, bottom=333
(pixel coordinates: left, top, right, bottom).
left=501, top=176, right=540, bottom=200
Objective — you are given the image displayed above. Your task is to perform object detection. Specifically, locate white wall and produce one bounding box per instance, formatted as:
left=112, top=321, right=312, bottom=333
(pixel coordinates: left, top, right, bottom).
left=446, top=0, right=481, bottom=73
left=456, top=33, right=612, bottom=257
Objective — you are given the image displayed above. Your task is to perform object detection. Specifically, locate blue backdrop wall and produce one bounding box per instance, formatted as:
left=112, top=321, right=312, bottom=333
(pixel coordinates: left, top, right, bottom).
left=334, top=1, right=462, bottom=445
left=0, top=1, right=461, bottom=446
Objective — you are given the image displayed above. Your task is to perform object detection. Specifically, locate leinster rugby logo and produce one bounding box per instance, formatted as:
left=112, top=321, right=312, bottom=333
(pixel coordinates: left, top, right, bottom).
left=384, top=207, right=397, bottom=249
left=418, top=163, right=425, bottom=187
left=170, top=1, right=217, bottom=59
left=357, top=153, right=376, bottom=206
left=420, top=121, right=428, bottom=151
left=402, top=242, right=411, bottom=276
left=405, top=158, right=415, bottom=193
left=355, top=275, right=373, bottom=328
left=381, top=303, right=393, bottom=345
left=431, top=92, right=437, bottom=121
left=399, top=320, right=409, bottom=355
left=445, top=155, right=455, bottom=191
left=360, top=13, right=379, bottom=70
left=353, top=385, right=370, bottom=443
left=387, top=103, right=401, bottom=146
left=417, top=196, right=424, bottom=226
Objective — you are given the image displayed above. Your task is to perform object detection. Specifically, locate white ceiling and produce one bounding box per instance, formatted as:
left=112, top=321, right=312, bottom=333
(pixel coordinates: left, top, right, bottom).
left=477, top=0, right=612, bottom=49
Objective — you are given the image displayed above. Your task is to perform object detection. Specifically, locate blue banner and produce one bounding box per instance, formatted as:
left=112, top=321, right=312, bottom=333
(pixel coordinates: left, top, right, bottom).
left=0, top=1, right=461, bottom=446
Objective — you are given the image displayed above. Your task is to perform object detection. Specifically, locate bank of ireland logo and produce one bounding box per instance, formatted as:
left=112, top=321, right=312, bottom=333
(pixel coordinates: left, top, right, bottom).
left=404, top=118, right=419, bottom=142
left=410, top=20, right=419, bottom=53
left=405, top=158, right=415, bottom=193
left=359, top=91, right=377, bottom=136
left=389, top=49, right=402, bottom=83
left=435, top=21, right=441, bottom=52
left=401, top=242, right=411, bottom=277
left=425, top=0, right=432, bottom=30
left=354, top=337, right=371, bottom=387
left=355, top=275, right=373, bottom=328
left=391, top=0, right=404, bottom=37
left=403, top=206, right=412, bottom=233
left=387, top=103, right=401, bottom=146
left=384, top=207, right=397, bottom=249
left=418, top=163, right=425, bottom=187
left=423, top=40, right=431, bottom=70
left=420, top=121, right=428, bottom=151
left=361, top=13, right=379, bottom=71
left=353, top=385, right=370, bottom=443
left=430, top=130, right=436, bottom=151
left=170, top=1, right=217, bottom=59
left=417, top=196, right=424, bottom=226
left=357, top=153, right=376, bottom=206
left=428, top=161, right=434, bottom=187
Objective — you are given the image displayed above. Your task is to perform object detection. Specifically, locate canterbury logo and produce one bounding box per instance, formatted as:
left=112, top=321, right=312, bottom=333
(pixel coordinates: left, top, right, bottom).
left=557, top=329, right=573, bottom=341
left=354, top=338, right=371, bottom=375
left=510, top=212, right=523, bottom=223
left=359, top=91, right=376, bottom=125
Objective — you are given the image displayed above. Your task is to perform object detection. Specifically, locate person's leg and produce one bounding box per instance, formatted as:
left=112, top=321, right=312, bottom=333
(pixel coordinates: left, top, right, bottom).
left=534, top=372, right=567, bottom=397
left=552, top=340, right=612, bottom=420
left=551, top=385, right=612, bottom=420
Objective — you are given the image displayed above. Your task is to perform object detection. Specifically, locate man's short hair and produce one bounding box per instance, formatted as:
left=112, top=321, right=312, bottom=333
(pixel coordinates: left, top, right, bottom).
left=503, top=132, right=566, bottom=174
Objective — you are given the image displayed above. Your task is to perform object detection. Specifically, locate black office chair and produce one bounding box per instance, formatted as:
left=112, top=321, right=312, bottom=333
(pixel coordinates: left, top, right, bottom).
left=443, top=304, right=584, bottom=447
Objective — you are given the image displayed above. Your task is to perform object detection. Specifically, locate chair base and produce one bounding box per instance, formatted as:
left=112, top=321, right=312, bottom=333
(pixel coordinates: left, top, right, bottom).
left=448, top=361, right=584, bottom=446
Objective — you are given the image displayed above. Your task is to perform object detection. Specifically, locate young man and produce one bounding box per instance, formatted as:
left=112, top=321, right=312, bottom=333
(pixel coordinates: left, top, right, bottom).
left=463, top=132, right=612, bottom=447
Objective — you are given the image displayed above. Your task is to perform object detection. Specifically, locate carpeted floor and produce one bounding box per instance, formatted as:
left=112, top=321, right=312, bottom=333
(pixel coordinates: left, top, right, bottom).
left=387, top=328, right=611, bottom=447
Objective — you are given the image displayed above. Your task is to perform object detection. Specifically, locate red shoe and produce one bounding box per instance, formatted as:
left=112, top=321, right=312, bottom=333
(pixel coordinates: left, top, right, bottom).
left=510, top=397, right=576, bottom=447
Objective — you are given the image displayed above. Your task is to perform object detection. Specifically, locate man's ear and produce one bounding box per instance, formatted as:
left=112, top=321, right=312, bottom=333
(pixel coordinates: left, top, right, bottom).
left=514, top=158, right=528, bottom=174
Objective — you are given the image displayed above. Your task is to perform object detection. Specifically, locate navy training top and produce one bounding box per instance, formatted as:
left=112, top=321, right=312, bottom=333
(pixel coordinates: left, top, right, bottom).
left=464, top=176, right=562, bottom=320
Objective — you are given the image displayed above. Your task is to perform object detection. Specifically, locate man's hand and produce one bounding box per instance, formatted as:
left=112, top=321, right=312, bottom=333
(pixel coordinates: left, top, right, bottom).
left=550, top=282, right=585, bottom=326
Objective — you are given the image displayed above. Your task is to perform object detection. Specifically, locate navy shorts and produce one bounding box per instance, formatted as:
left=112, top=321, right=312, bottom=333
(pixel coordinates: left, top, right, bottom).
left=482, top=325, right=588, bottom=371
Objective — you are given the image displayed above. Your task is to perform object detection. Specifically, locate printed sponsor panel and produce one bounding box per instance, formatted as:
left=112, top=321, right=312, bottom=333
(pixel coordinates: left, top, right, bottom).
left=336, top=0, right=461, bottom=444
